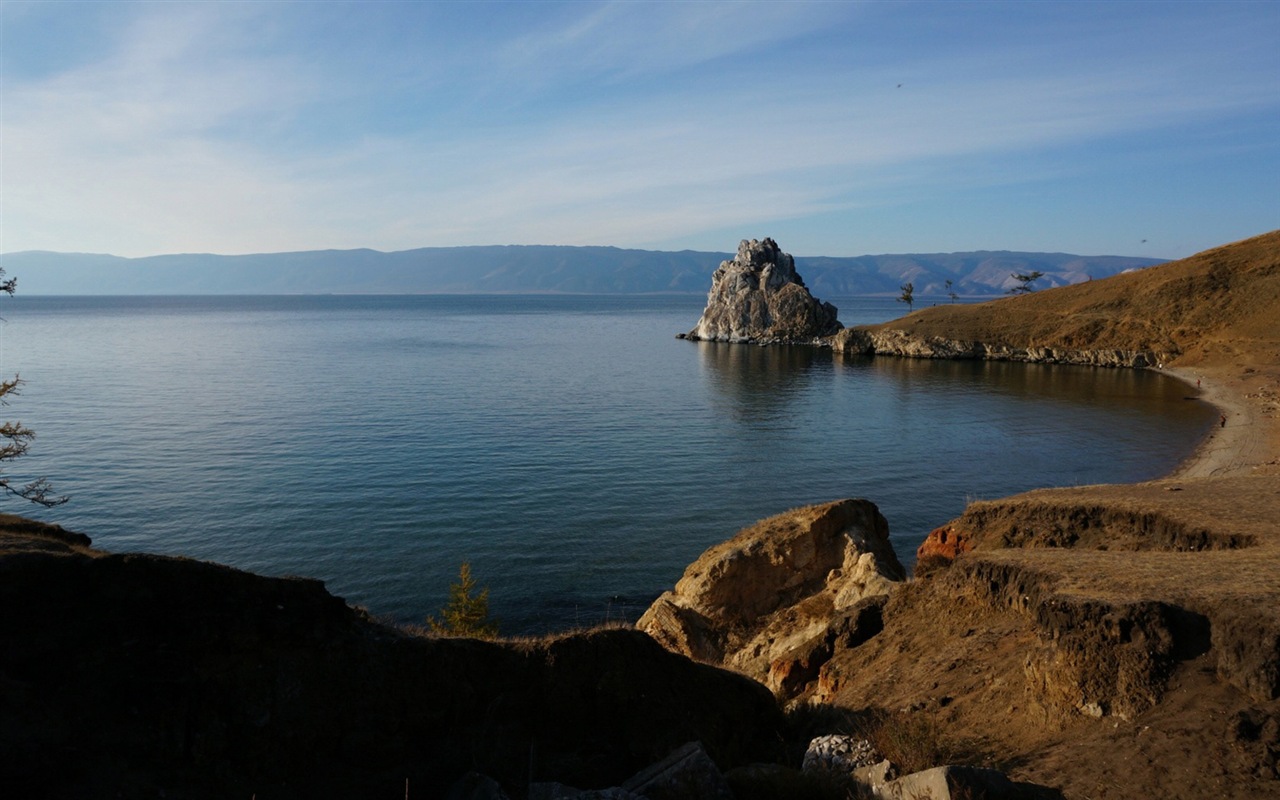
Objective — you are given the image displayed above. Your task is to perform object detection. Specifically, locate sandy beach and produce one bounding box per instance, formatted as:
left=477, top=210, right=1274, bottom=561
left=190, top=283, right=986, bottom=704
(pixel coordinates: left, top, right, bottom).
left=1166, top=361, right=1280, bottom=479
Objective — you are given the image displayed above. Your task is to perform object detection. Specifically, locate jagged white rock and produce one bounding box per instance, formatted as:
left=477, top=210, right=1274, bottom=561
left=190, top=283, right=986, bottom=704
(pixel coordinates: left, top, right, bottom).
left=683, top=238, right=841, bottom=344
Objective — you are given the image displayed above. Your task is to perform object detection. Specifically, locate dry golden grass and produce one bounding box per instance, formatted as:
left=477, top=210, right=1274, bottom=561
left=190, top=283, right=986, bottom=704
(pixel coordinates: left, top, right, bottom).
left=864, top=229, right=1280, bottom=368
left=964, top=476, right=1280, bottom=606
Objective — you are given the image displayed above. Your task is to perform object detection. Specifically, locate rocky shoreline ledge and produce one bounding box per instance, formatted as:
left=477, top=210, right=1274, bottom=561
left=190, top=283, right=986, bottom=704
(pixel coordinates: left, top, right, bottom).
left=830, top=327, right=1171, bottom=370
left=2, top=232, right=1276, bottom=799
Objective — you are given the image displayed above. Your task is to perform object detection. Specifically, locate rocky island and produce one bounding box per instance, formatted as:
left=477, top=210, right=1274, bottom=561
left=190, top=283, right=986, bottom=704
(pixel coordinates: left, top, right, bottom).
left=1, top=231, right=1277, bottom=799
left=680, top=237, right=842, bottom=344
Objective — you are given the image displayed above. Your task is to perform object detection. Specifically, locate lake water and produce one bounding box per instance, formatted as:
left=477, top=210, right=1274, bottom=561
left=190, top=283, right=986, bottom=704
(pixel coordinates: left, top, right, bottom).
left=2, top=294, right=1214, bottom=634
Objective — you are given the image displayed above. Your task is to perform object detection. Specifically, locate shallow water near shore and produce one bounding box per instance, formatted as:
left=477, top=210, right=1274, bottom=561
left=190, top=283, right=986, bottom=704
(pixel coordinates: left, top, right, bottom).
left=4, top=294, right=1214, bottom=633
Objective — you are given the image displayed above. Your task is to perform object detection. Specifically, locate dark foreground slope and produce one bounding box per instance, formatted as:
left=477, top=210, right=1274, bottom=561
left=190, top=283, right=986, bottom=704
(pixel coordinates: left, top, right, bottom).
left=0, top=516, right=784, bottom=799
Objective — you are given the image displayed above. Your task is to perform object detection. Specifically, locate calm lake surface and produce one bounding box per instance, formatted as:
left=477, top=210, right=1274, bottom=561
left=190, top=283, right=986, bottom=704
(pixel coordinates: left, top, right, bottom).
left=3, top=294, right=1214, bottom=633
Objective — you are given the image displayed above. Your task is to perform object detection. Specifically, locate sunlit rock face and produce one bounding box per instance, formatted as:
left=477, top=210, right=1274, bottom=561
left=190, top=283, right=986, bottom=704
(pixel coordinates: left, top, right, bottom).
left=684, top=238, right=841, bottom=344
left=637, top=499, right=905, bottom=698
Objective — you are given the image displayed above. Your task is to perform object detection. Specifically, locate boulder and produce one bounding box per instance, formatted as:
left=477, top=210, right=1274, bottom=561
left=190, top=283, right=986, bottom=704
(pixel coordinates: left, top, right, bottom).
left=621, top=741, right=734, bottom=800
left=875, top=765, right=1063, bottom=799
left=638, top=499, right=904, bottom=694
left=767, top=596, right=886, bottom=697
left=851, top=759, right=897, bottom=789
left=683, top=238, right=841, bottom=343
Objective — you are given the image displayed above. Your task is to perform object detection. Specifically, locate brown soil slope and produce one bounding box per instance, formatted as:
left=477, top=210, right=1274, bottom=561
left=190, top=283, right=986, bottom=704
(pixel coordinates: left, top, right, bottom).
left=814, top=232, right=1280, bottom=799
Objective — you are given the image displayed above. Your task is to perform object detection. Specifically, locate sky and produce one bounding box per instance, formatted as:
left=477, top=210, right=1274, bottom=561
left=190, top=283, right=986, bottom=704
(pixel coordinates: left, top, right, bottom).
left=1, top=1, right=1277, bottom=260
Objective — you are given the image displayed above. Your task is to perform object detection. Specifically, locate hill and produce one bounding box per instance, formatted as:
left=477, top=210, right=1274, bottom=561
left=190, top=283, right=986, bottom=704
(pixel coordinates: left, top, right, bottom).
left=3, top=245, right=1162, bottom=297
left=840, top=229, right=1280, bottom=368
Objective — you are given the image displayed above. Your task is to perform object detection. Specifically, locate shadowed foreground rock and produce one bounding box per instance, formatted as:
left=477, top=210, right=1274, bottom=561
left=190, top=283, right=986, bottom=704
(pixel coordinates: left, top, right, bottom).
left=682, top=238, right=841, bottom=344
left=0, top=517, right=785, bottom=800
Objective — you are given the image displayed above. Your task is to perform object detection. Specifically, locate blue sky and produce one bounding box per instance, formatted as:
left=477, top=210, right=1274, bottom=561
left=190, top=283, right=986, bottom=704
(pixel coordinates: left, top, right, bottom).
left=2, top=1, right=1277, bottom=260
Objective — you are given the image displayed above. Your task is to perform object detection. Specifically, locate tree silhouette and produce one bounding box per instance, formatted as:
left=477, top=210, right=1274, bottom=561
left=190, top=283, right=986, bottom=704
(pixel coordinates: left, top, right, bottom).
left=0, top=268, right=67, bottom=507
left=1008, top=271, right=1044, bottom=295
left=897, top=281, right=915, bottom=312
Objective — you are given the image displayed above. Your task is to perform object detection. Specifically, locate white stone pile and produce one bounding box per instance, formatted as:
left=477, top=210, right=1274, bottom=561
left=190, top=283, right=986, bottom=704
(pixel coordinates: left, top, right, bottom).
left=801, top=734, right=881, bottom=772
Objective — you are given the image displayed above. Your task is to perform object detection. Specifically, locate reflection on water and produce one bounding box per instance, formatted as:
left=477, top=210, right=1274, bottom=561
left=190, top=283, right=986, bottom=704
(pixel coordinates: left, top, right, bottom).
left=697, top=341, right=832, bottom=420
left=847, top=353, right=1210, bottom=425
left=698, top=341, right=1211, bottom=436
left=695, top=342, right=1215, bottom=516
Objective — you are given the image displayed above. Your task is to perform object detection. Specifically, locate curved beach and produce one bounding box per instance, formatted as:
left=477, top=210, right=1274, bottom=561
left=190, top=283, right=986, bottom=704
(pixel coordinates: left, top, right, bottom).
left=1166, top=362, right=1280, bottom=479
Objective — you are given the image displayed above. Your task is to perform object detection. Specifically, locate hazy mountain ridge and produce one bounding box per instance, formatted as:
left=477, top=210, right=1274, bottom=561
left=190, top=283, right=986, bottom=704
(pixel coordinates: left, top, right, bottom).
left=4, top=246, right=1164, bottom=296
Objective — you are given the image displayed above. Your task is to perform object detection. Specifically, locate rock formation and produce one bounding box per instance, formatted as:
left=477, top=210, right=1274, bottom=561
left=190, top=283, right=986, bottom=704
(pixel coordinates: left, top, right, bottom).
left=682, top=238, right=841, bottom=343
left=916, top=524, right=972, bottom=568
left=637, top=499, right=905, bottom=698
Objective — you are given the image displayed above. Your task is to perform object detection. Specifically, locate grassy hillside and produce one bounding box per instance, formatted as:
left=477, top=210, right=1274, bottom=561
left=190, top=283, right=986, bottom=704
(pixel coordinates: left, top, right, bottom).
left=863, top=230, right=1280, bottom=367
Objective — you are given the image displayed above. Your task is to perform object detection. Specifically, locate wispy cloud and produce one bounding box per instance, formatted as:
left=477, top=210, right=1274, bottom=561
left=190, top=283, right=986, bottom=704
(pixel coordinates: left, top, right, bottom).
left=3, top=1, right=1277, bottom=258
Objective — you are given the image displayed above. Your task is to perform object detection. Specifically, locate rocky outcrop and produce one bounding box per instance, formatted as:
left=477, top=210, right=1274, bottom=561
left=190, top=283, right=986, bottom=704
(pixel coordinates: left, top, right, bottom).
left=915, top=524, right=973, bottom=568
left=637, top=499, right=904, bottom=697
left=832, top=327, right=1174, bottom=368
left=682, top=238, right=841, bottom=344
left=0, top=521, right=785, bottom=799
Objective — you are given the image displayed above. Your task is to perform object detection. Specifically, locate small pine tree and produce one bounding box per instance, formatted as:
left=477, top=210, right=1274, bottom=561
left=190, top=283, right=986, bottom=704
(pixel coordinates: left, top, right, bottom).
left=897, top=281, right=914, bottom=312
left=1008, top=270, right=1044, bottom=295
left=426, top=562, right=498, bottom=638
left=945, top=279, right=958, bottom=303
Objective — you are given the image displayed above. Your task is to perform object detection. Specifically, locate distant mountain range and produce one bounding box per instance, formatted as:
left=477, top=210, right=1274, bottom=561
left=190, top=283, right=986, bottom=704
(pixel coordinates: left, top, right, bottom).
left=2, top=246, right=1164, bottom=297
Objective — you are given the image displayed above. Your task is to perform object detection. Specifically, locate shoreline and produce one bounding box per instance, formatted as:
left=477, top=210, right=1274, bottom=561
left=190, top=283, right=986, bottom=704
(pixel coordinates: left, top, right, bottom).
left=1164, top=361, right=1280, bottom=479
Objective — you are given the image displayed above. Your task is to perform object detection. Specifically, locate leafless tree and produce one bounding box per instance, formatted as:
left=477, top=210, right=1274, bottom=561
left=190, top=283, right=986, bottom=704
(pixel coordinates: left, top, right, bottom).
left=0, top=269, right=67, bottom=507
